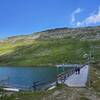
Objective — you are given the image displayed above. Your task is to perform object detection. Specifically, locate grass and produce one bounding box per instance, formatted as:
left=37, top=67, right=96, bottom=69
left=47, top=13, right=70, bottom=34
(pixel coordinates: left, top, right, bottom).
left=79, top=97, right=90, bottom=100
left=89, top=63, right=100, bottom=94
left=0, top=38, right=99, bottom=66
left=0, top=91, right=45, bottom=100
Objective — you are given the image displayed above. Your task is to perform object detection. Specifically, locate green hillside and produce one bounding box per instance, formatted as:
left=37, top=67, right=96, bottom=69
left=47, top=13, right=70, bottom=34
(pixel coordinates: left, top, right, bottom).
left=0, top=26, right=100, bottom=66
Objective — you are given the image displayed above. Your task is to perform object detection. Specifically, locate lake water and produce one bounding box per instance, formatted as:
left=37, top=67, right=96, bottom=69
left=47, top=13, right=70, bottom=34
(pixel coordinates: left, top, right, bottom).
left=0, top=66, right=73, bottom=90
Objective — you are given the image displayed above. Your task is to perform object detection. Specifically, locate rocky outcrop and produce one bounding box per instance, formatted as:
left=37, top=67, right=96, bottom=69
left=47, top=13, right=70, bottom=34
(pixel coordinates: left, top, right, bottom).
left=0, top=26, right=100, bottom=44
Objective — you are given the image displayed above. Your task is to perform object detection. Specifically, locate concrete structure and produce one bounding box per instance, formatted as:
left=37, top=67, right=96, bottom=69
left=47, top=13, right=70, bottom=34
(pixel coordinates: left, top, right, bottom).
left=64, top=65, right=89, bottom=87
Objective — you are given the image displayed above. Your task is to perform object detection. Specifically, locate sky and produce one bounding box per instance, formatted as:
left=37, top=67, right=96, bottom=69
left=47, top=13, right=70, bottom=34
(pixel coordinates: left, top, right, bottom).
left=0, top=0, right=100, bottom=38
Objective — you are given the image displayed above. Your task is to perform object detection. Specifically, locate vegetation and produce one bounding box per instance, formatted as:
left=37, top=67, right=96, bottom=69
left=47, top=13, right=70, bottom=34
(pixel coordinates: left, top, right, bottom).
left=89, top=63, right=100, bottom=95
left=0, top=38, right=100, bottom=66
left=0, top=26, right=100, bottom=66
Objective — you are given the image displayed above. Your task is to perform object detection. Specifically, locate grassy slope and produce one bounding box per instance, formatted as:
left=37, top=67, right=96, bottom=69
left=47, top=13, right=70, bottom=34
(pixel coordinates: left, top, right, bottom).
left=0, top=38, right=100, bottom=66
left=90, top=63, right=100, bottom=94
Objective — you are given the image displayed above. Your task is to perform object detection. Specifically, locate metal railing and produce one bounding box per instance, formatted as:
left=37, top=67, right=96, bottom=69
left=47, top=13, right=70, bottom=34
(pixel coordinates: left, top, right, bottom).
left=57, top=64, right=86, bottom=83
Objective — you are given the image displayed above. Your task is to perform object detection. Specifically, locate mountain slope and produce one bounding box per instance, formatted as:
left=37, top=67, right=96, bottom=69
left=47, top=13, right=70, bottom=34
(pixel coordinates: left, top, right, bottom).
left=0, top=26, right=100, bottom=66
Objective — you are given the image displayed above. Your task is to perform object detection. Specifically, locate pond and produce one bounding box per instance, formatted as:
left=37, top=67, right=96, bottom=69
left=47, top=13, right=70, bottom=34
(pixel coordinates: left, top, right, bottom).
left=0, top=66, right=73, bottom=90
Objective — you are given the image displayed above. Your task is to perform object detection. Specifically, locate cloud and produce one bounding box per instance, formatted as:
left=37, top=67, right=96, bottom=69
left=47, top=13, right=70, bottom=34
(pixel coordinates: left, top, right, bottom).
left=71, top=8, right=82, bottom=24
left=76, top=7, right=100, bottom=26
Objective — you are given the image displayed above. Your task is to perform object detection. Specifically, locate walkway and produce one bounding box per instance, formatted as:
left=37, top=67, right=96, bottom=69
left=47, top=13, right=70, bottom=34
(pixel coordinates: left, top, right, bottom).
left=64, top=65, right=89, bottom=87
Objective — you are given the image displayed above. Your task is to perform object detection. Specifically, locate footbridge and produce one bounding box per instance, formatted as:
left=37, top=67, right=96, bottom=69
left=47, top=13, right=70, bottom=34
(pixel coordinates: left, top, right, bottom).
left=57, top=64, right=89, bottom=87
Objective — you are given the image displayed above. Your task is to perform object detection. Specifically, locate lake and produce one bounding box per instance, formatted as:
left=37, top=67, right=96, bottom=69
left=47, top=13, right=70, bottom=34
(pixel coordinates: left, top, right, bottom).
left=0, top=66, right=73, bottom=90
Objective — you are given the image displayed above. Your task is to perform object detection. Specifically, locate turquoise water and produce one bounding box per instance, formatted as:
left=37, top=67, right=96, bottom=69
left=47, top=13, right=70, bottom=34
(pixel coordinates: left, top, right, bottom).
left=0, top=66, right=72, bottom=90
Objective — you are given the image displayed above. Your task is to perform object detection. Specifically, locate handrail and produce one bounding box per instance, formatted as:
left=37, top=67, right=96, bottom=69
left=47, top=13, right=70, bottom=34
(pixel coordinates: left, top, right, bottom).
left=57, top=64, right=87, bottom=83
left=32, top=80, right=54, bottom=91
left=32, top=64, right=87, bottom=91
